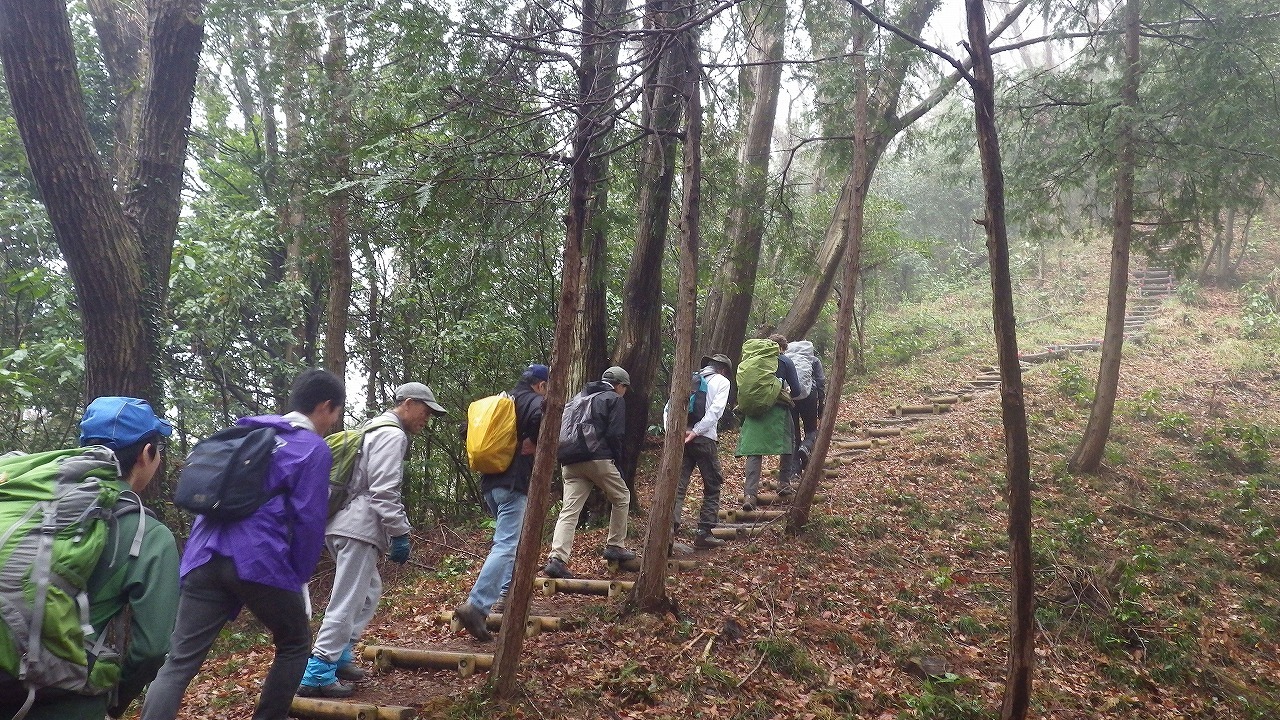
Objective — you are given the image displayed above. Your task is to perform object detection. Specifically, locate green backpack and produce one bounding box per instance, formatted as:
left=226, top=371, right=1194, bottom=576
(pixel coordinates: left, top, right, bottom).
left=324, top=418, right=403, bottom=518
left=736, top=339, right=784, bottom=418
left=0, top=447, right=146, bottom=717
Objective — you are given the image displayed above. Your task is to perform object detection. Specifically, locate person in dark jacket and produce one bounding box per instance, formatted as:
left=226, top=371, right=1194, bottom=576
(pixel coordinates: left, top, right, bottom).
left=453, top=364, right=548, bottom=641
left=544, top=366, right=632, bottom=578
left=141, top=370, right=344, bottom=720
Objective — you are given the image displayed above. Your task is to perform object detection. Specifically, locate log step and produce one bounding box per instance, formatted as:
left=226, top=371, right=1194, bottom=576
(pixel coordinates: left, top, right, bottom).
left=538, top=577, right=633, bottom=598
left=866, top=427, right=902, bottom=437
left=290, top=698, right=417, bottom=720
left=890, top=403, right=954, bottom=416
left=709, top=525, right=768, bottom=540
left=433, top=610, right=561, bottom=634
left=364, top=646, right=493, bottom=678
left=718, top=508, right=786, bottom=522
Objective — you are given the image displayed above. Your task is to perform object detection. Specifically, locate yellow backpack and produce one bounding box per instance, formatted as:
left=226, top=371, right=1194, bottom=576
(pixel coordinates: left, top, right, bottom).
left=466, top=393, right=518, bottom=474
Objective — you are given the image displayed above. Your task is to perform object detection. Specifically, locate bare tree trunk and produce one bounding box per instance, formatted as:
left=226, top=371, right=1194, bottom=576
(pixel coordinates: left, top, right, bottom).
left=788, top=39, right=867, bottom=534
left=965, top=0, right=1035, bottom=716
left=0, top=0, right=204, bottom=404
left=1217, top=207, right=1235, bottom=280
left=610, top=0, right=689, bottom=486
left=323, top=6, right=352, bottom=379
left=569, top=0, right=629, bottom=391
left=281, top=9, right=312, bottom=382
left=491, top=0, right=603, bottom=697
left=700, top=0, right=786, bottom=362
left=631, top=25, right=700, bottom=613
left=1068, top=0, right=1140, bottom=476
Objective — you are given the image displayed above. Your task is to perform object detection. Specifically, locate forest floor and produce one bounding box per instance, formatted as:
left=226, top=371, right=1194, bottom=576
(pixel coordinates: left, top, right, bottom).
left=153, top=245, right=1280, bottom=720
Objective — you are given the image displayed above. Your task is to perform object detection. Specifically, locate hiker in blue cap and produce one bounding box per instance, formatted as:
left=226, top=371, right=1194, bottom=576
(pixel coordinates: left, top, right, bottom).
left=0, top=396, right=177, bottom=720
left=453, top=364, right=549, bottom=641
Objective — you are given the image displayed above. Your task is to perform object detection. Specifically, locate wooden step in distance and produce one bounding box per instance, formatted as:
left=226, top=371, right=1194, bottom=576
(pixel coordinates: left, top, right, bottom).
left=890, top=403, right=953, bottom=416
left=927, top=394, right=961, bottom=405
left=538, top=577, right=633, bottom=598
left=434, top=610, right=556, bottom=635
left=364, top=646, right=493, bottom=678
left=718, top=508, right=786, bottom=522
left=866, top=426, right=902, bottom=437
left=710, top=525, right=768, bottom=540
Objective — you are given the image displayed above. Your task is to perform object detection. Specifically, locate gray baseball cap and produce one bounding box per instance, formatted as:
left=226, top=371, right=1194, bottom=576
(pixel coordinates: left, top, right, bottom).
left=394, top=382, right=447, bottom=414
left=602, top=366, right=631, bottom=386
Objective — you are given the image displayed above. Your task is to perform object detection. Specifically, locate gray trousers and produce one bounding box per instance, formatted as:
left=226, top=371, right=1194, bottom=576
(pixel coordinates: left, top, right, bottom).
left=140, top=556, right=310, bottom=720
left=312, top=536, right=383, bottom=662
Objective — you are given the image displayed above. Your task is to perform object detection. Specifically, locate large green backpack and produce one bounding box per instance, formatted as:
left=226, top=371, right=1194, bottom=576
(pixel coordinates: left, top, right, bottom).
left=736, top=339, right=784, bottom=418
left=0, top=447, right=145, bottom=717
left=324, top=418, right=403, bottom=518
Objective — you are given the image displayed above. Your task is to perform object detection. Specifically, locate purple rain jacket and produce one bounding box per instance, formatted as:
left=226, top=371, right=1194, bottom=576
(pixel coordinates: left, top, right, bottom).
left=178, top=412, right=333, bottom=596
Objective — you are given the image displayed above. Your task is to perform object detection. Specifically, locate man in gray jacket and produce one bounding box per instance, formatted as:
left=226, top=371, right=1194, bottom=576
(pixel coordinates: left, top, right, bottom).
left=298, top=382, right=446, bottom=697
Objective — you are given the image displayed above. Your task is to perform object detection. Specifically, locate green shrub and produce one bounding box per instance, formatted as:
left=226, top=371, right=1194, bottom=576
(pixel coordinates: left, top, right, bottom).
left=1239, top=284, right=1279, bottom=338
left=1055, top=362, right=1094, bottom=404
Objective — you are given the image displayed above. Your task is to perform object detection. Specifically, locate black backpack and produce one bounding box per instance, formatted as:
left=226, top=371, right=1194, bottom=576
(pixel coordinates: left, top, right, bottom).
left=174, top=425, right=278, bottom=521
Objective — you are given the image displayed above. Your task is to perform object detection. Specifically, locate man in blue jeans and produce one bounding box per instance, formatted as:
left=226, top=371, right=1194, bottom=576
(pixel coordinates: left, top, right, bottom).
left=454, top=364, right=548, bottom=641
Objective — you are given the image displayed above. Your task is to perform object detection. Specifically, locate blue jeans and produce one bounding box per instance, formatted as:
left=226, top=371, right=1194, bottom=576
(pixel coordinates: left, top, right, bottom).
left=467, top=486, right=528, bottom=614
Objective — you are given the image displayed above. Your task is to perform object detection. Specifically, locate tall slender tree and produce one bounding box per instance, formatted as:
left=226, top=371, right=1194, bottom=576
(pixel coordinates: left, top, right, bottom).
left=700, top=0, right=787, bottom=363
left=631, top=20, right=701, bottom=612
left=1069, top=0, right=1140, bottom=474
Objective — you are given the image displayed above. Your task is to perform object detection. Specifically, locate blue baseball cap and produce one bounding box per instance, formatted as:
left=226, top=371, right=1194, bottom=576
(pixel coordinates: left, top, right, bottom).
left=79, top=397, right=173, bottom=450
left=524, top=364, right=550, bottom=382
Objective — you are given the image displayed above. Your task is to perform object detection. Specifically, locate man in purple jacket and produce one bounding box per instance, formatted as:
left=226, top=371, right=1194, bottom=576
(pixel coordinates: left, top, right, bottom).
left=140, top=369, right=344, bottom=720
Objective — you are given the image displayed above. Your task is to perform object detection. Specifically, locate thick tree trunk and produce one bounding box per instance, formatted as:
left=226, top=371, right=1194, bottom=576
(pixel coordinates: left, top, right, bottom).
left=323, top=6, right=353, bottom=379
left=700, top=0, right=786, bottom=363
left=610, top=0, right=689, bottom=486
left=1068, top=0, right=1140, bottom=475
left=788, top=41, right=867, bottom=534
left=0, top=0, right=204, bottom=404
left=491, top=0, right=604, bottom=697
left=964, top=1, right=1034, bottom=716
left=569, top=0, right=629, bottom=391
left=631, top=25, right=700, bottom=613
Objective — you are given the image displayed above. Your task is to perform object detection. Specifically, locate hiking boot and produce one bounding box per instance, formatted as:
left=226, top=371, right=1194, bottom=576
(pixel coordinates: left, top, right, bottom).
left=543, top=557, right=576, bottom=579
left=797, top=445, right=811, bottom=469
left=693, top=532, right=726, bottom=549
left=491, top=591, right=507, bottom=614
left=777, top=486, right=796, bottom=498
left=602, top=545, right=637, bottom=562
left=742, top=496, right=757, bottom=512
left=297, top=680, right=354, bottom=699
left=454, top=602, right=493, bottom=641
left=336, top=663, right=367, bottom=683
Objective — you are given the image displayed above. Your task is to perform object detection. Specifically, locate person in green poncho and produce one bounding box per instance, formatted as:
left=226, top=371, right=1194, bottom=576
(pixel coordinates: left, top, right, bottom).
left=736, top=334, right=803, bottom=510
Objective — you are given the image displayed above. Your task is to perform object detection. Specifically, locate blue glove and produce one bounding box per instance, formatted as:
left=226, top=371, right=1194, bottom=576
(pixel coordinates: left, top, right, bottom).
left=389, top=534, right=411, bottom=564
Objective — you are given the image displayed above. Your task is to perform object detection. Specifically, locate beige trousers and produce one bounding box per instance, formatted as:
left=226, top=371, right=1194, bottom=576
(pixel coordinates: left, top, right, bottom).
left=549, top=459, right=630, bottom=562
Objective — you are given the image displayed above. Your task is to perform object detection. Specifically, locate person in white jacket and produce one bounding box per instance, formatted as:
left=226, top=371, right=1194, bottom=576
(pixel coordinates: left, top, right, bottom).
left=670, top=354, right=732, bottom=550
left=298, top=382, right=446, bottom=698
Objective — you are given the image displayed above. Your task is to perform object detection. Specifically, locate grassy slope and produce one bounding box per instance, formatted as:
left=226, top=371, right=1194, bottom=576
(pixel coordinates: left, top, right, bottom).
left=164, top=241, right=1279, bottom=720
